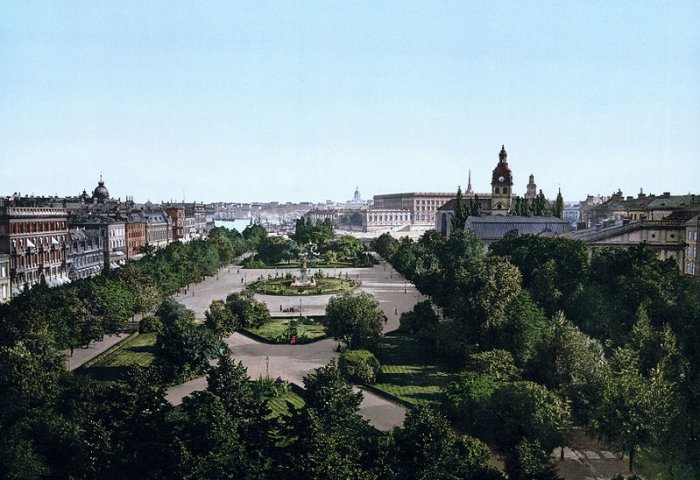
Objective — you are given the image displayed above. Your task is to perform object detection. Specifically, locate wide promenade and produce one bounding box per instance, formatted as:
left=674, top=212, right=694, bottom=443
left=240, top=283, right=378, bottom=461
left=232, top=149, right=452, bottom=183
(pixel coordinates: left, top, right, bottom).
left=165, top=259, right=426, bottom=431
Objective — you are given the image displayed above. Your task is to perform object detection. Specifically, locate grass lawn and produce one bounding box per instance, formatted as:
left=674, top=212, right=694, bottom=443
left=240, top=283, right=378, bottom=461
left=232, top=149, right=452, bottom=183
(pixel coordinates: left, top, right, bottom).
left=267, top=390, right=305, bottom=418
left=249, top=277, right=357, bottom=296
left=245, top=317, right=326, bottom=344
left=76, top=332, right=158, bottom=383
left=371, top=331, right=453, bottom=407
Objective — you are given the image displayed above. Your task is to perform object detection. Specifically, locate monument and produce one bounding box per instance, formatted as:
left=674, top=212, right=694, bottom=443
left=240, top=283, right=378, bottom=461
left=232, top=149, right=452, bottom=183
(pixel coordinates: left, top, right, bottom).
left=291, top=245, right=317, bottom=288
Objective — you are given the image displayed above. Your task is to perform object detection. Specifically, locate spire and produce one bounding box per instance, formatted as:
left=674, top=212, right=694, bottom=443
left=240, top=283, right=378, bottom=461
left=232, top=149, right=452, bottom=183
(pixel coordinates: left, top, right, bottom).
left=499, top=145, right=507, bottom=163
left=466, top=169, right=473, bottom=195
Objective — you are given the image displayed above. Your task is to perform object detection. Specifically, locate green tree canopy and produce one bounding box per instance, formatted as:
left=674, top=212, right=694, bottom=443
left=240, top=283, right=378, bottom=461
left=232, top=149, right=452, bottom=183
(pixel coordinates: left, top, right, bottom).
left=323, top=293, right=385, bottom=349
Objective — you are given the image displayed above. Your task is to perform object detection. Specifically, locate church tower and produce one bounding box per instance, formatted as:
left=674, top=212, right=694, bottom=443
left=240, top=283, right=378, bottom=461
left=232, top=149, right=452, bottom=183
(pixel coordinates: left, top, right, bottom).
left=490, top=145, right=513, bottom=215
left=526, top=174, right=537, bottom=199
left=466, top=169, right=473, bottom=196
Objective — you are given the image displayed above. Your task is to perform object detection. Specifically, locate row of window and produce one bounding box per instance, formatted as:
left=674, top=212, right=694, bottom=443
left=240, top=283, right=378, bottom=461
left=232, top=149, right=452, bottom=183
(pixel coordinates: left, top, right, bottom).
left=688, top=231, right=698, bottom=241
left=494, top=187, right=509, bottom=194
left=9, top=220, right=67, bottom=234
left=368, top=214, right=410, bottom=223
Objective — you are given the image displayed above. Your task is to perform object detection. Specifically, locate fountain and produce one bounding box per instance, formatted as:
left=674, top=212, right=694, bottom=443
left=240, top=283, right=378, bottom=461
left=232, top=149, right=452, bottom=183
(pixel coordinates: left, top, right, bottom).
left=291, top=244, right=319, bottom=288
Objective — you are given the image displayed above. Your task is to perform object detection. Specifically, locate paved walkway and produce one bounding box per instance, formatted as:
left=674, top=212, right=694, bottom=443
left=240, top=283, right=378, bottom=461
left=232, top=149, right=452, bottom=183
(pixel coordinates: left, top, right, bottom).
left=66, top=332, right=132, bottom=371
left=552, top=429, right=628, bottom=480
left=167, top=258, right=423, bottom=430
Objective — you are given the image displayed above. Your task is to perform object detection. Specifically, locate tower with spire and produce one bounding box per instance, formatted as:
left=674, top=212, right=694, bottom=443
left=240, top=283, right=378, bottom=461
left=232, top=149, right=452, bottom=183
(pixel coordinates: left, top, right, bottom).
left=526, top=173, right=537, bottom=199
left=466, top=170, right=473, bottom=196
left=490, top=145, right=514, bottom=215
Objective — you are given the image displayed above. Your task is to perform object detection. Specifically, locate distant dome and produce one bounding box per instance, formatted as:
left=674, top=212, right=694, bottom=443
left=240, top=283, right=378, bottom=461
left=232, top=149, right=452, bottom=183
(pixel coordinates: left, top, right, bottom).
left=93, top=176, right=110, bottom=201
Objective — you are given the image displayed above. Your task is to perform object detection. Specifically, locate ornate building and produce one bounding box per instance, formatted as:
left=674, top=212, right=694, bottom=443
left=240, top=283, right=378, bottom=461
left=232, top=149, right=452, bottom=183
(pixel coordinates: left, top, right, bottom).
left=490, top=145, right=514, bottom=215
left=526, top=174, right=537, bottom=199
left=66, top=227, right=104, bottom=279
left=0, top=199, right=69, bottom=292
left=0, top=254, right=10, bottom=303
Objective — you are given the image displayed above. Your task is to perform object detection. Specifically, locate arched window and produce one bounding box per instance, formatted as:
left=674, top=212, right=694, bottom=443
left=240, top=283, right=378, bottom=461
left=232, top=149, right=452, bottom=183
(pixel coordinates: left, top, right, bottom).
left=503, top=187, right=508, bottom=194
left=495, top=187, right=500, bottom=194
left=440, top=213, right=448, bottom=236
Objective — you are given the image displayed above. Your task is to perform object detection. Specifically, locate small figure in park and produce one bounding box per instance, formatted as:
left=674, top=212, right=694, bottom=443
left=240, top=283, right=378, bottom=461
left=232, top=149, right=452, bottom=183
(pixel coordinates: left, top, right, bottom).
left=394, top=307, right=398, bottom=315
left=280, top=305, right=283, bottom=312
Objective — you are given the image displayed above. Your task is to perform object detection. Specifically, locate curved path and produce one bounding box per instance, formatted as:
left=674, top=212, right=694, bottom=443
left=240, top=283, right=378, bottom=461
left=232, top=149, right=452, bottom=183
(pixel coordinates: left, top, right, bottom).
left=166, top=259, right=426, bottom=431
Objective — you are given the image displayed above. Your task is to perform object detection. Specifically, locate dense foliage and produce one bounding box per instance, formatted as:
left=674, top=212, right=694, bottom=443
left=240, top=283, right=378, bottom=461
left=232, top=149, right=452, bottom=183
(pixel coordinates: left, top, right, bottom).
left=379, top=231, right=700, bottom=476
left=339, top=349, right=382, bottom=384
left=323, top=292, right=385, bottom=349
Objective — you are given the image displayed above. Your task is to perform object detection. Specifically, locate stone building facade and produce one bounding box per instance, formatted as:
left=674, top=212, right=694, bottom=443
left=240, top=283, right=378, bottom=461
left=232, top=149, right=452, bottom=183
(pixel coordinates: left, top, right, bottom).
left=0, top=201, right=69, bottom=292
left=126, top=211, right=147, bottom=259
left=373, top=192, right=454, bottom=226
left=0, top=254, right=10, bottom=303
left=66, top=227, right=104, bottom=279
left=143, top=208, right=172, bottom=250
left=684, top=215, right=699, bottom=279
left=165, top=206, right=186, bottom=241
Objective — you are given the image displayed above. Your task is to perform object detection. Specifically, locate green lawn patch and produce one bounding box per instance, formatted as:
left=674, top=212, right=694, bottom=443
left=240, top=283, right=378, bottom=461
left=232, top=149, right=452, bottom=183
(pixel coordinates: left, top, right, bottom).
left=266, top=390, right=305, bottom=418
left=248, top=277, right=357, bottom=296
left=76, top=332, right=158, bottom=383
left=371, top=331, right=453, bottom=407
left=244, top=317, right=327, bottom=344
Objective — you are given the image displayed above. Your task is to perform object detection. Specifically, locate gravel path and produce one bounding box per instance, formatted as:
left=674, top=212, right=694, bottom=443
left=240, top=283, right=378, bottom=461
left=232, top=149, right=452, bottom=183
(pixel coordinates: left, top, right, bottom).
left=167, top=258, right=425, bottom=430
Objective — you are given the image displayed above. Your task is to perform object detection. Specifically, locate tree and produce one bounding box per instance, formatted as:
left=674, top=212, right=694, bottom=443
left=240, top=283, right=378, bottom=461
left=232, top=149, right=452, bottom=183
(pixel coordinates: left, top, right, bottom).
left=242, top=224, right=267, bottom=250
left=534, top=189, right=547, bottom=216
left=176, top=391, right=257, bottom=480
left=256, top=235, right=294, bottom=264
left=323, top=293, right=384, bottom=349
left=276, top=361, right=384, bottom=479
left=553, top=189, right=564, bottom=219
left=449, top=256, right=522, bottom=344
left=156, top=301, right=222, bottom=380
left=225, top=292, right=270, bottom=329
left=399, top=300, right=439, bottom=342
left=452, top=186, right=468, bottom=231
left=205, top=300, right=238, bottom=338
left=468, top=194, right=482, bottom=217
left=488, top=290, right=547, bottom=367
left=370, top=233, right=398, bottom=259
left=443, top=371, right=500, bottom=433
left=505, top=438, right=561, bottom=480
left=392, top=406, right=504, bottom=480
left=490, top=381, right=571, bottom=454
left=466, top=349, right=521, bottom=382
left=595, top=347, right=680, bottom=473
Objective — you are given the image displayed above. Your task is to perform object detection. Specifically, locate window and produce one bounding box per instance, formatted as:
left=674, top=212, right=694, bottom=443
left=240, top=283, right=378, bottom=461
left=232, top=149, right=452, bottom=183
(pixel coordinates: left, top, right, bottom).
left=503, top=187, right=508, bottom=194
left=495, top=187, right=500, bottom=194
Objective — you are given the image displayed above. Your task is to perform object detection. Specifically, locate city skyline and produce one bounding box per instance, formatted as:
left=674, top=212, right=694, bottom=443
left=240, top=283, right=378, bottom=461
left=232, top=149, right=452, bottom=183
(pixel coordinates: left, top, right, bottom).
left=2, top=1, right=699, bottom=203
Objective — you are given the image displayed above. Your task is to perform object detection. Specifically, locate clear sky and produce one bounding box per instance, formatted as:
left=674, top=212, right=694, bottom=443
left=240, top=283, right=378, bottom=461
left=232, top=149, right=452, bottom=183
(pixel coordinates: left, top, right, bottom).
left=1, top=1, right=699, bottom=204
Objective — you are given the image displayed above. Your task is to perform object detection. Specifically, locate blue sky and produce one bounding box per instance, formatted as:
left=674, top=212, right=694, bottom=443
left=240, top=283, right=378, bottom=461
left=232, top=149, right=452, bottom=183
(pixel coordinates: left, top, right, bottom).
left=1, top=1, right=698, bottom=203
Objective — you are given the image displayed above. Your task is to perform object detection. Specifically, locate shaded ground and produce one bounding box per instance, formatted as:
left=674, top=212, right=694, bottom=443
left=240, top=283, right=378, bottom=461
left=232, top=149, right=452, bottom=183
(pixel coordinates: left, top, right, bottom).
left=553, top=428, right=629, bottom=480
left=372, top=332, right=453, bottom=407
left=75, top=332, right=157, bottom=382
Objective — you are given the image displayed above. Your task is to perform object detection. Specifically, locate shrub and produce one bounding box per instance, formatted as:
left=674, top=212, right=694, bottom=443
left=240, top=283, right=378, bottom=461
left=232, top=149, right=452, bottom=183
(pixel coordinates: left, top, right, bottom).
left=339, top=349, right=381, bottom=384
left=138, top=315, right=163, bottom=333
left=242, top=256, right=266, bottom=269
left=253, top=375, right=290, bottom=398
